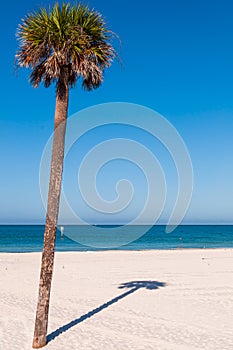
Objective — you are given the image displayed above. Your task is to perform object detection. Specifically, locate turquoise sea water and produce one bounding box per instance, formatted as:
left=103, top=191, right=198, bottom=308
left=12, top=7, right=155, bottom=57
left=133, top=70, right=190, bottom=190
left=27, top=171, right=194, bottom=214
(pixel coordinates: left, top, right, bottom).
left=0, top=225, right=233, bottom=252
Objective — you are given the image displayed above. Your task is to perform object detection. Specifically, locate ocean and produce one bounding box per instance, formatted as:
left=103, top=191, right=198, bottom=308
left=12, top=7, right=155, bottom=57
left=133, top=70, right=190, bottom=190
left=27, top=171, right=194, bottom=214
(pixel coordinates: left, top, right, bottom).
left=0, top=225, right=233, bottom=252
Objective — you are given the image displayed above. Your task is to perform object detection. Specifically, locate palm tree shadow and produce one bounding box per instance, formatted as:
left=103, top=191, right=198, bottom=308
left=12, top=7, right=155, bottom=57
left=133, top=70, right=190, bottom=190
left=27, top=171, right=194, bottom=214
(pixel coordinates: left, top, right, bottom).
left=47, top=280, right=166, bottom=343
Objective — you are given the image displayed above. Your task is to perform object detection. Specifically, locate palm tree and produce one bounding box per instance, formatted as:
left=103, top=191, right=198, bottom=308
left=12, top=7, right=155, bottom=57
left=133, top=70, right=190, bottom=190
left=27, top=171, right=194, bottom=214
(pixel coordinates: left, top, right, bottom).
left=16, top=3, right=116, bottom=348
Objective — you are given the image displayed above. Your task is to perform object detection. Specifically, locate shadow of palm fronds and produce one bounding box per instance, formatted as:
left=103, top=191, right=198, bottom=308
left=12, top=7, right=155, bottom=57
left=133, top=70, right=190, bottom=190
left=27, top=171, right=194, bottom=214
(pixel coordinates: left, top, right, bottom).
left=118, top=280, right=166, bottom=291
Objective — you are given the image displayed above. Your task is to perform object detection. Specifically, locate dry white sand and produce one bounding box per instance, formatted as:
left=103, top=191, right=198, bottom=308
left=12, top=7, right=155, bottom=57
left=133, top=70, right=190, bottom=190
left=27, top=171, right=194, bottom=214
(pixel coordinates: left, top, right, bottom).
left=0, top=249, right=233, bottom=350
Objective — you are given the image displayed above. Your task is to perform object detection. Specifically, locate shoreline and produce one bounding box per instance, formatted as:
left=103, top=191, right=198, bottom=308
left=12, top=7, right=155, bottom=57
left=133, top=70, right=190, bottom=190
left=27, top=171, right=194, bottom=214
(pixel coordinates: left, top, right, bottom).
left=1, top=246, right=233, bottom=254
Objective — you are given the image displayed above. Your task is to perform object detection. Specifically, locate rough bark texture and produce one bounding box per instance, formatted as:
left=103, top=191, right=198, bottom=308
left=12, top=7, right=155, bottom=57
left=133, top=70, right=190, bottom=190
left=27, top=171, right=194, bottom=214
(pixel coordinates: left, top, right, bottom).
left=32, top=67, right=69, bottom=348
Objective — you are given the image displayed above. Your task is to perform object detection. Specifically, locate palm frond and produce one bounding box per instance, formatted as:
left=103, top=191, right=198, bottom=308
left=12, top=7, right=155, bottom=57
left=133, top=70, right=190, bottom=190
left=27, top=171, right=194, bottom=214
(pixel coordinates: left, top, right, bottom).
left=16, top=2, right=117, bottom=90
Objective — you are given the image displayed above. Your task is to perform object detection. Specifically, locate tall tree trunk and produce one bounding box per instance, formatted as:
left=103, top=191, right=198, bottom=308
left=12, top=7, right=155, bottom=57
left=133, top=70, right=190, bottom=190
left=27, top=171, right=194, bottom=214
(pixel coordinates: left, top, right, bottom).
left=32, top=67, right=69, bottom=348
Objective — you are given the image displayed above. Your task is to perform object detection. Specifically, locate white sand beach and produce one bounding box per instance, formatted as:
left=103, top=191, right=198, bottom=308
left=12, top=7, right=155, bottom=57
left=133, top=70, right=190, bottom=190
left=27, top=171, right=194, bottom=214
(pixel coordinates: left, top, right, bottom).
left=0, top=249, right=233, bottom=350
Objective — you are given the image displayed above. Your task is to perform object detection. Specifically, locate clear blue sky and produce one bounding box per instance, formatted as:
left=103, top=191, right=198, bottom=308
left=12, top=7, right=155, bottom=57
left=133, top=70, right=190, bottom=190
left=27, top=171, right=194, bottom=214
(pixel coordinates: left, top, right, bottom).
left=1, top=0, right=233, bottom=224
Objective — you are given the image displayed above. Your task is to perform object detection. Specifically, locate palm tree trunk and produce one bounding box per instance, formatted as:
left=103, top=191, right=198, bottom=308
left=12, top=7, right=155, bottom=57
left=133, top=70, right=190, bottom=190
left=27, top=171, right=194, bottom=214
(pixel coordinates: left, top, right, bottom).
left=32, top=67, right=69, bottom=348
